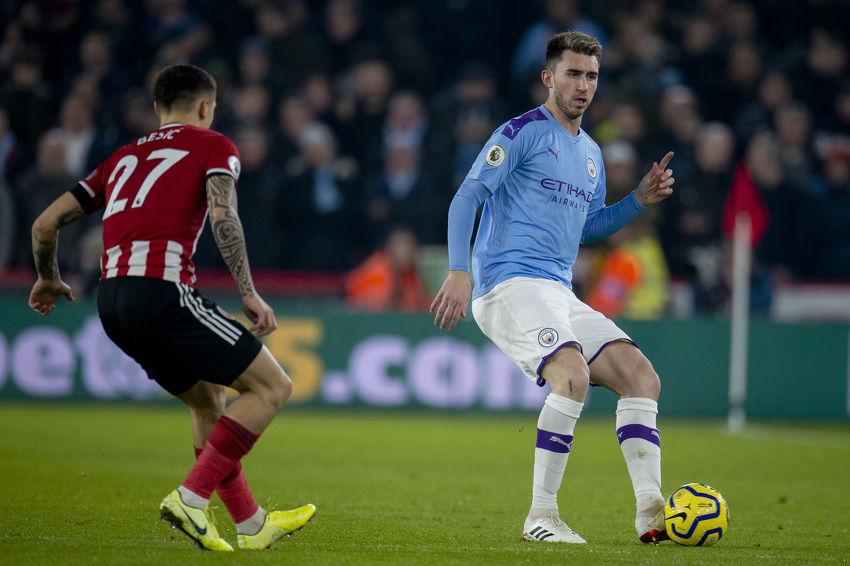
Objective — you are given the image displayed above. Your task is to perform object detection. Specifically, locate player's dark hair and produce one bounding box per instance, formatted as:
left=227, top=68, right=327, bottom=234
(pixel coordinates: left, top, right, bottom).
left=153, top=64, right=216, bottom=113
left=545, top=31, right=602, bottom=71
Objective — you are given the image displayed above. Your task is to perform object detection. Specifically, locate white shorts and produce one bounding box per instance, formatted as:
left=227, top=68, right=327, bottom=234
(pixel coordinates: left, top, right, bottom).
left=471, top=277, right=633, bottom=385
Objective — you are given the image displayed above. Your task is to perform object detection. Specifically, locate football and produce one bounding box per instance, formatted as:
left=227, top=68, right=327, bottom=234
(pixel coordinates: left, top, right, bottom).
left=663, top=483, right=729, bottom=546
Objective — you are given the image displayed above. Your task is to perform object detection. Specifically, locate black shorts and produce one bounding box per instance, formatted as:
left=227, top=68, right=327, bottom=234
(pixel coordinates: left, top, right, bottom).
left=97, top=277, right=263, bottom=396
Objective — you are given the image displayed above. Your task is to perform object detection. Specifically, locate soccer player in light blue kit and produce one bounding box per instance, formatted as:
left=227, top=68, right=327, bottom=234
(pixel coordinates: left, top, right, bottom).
left=431, top=31, right=675, bottom=544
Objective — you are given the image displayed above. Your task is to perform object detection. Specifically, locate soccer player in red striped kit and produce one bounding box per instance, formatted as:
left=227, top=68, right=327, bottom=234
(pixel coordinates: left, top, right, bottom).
left=28, top=64, right=315, bottom=551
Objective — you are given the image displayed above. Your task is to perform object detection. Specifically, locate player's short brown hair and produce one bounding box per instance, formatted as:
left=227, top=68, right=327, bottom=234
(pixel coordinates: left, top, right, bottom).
left=545, top=31, right=602, bottom=71
left=153, top=64, right=216, bottom=113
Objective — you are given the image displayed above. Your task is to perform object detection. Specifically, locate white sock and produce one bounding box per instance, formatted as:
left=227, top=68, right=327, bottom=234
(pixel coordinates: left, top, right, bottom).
left=531, top=393, right=583, bottom=511
left=236, top=506, right=267, bottom=535
left=177, top=485, right=209, bottom=509
left=616, top=397, right=662, bottom=500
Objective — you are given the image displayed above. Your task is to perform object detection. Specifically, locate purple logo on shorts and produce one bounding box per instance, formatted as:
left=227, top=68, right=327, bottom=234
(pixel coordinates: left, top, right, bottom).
left=538, top=328, right=558, bottom=347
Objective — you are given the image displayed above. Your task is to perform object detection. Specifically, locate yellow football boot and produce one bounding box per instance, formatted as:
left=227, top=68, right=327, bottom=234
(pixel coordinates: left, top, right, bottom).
left=159, top=490, right=234, bottom=551
left=237, top=504, right=317, bottom=550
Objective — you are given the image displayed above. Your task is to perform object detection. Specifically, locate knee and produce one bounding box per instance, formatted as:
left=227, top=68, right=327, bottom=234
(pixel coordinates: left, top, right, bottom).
left=270, top=369, right=292, bottom=409
left=634, top=358, right=661, bottom=400
left=543, top=346, right=590, bottom=400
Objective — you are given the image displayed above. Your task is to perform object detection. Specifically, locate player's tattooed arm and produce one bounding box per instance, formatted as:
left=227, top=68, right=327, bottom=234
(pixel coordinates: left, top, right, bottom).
left=206, top=173, right=256, bottom=297
left=32, top=194, right=85, bottom=280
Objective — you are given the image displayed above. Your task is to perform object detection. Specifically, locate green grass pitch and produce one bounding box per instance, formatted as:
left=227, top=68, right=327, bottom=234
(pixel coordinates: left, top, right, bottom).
left=1, top=404, right=848, bottom=565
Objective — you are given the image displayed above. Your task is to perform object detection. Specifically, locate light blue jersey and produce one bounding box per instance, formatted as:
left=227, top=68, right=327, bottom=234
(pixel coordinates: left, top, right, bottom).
left=450, top=104, right=645, bottom=300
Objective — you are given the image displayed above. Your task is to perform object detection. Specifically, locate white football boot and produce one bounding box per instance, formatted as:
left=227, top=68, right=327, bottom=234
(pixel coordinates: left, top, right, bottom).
left=522, top=509, right=586, bottom=543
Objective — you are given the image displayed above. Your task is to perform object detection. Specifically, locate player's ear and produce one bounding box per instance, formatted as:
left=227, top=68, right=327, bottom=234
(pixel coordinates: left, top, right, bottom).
left=541, top=69, right=553, bottom=89
left=153, top=100, right=160, bottom=118
left=198, top=98, right=210, bottom=121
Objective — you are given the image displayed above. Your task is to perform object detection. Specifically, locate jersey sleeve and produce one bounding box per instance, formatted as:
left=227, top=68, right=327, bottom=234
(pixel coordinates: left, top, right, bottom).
left=77, top=162, right=109, bottom=211
left=465, top=123, right=533, bottom=194
left=206, top=135, right=241, bottom=182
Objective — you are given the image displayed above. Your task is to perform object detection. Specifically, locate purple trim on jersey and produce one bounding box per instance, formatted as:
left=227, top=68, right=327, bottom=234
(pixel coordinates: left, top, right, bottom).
left=535, top=341, right=582, bottom=387
left=587, top=338, right=638, bottom=365
left=536, top=428, right=574, bottom=454
left=500, top=108, right=548, bottom=140
left=616, top=424, right=661, bottom=447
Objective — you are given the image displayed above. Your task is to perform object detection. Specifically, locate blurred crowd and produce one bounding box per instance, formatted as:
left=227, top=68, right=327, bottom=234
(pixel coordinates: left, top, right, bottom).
left=0, top=0, right=848, bottom=316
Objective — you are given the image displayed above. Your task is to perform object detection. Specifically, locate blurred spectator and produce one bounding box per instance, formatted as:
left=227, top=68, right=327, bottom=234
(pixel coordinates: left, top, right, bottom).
left=0, top=178, right=14, bottom=268
left=661, top=121, right=736, bottom=284
left=322, top=0, right=386, bottom=77
left=737, top=131, right=803, bottom=281
left=692, top=239, right=774, bottom=315
left=592, top=101, right=652, bottom=166
left=675, top=12, right=725, bottom=121
left=86, top=0, right=145, bottom=79
left=430, top=62, right=510, bottom=191
left=511, top=0, right=607, bottom=80
left=653, top=85, right=703, bottom=181
left=586, top=213, right=670, bottom=320
left=254, top=0, right=329, bottom=85
left=705, top=132, right=803, bottom=314
left=59, top=30, right=131, bottom=107
left=235, top=36, right=287, bottom=96
left=16, top=0, right=84, bottom=86
left=55, top=94, right=112, bottom=179
left=601, top=139, right=641, bottom=200
left=380, top=3, right=435, bottom=93
left=363, top=145, right=442, bottom=248
left=115, top=87, right=159, bottom=145
left=271, top=91, right=315, bottom=166
left=723, top=1, right=762, bottom=46
left=0, top=46, right=54, bottom=174
left=12, top=129, right=96, bottom=270
left=299, top=71, right=337, bottom=125
left=345, top=225, right=430, bottom=312
left=141, top=0, right=212, bottom=65
left=283, top=122, right=364, bottom=270
left=774, top=101, right=818, bottom=191
left=219, top=82, right=273, bottom=137
left=0, top=20, right=26, bottom=78
left=720, top=41, right=765, bottom=123
left=733, top=70, right=794, bottom=144
left=788, top=28, right=849, bottom=126
left=813, top=80, right=850, bottom=157
left=334, top=56, right=395, bottom=180
left=424, top=0, right=511, bottom=87
left=383, top=90, right=428, bottom=155
left=606, top=17, right=681, bottom=116
left=0, top=106, right=20, bottom=182
left=194, top=124, right=286, bottom=269
left=798, top=145, right=850, bottom=279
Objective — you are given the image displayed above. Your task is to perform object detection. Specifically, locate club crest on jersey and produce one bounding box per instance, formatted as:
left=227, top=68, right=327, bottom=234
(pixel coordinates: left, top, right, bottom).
left=538, top=328, right=558, bottom=347
left=586, top=158, right=597, bottom=178
left=228, top=155, right=241, bottom=178
left=485, top=144, right=506, bottom=167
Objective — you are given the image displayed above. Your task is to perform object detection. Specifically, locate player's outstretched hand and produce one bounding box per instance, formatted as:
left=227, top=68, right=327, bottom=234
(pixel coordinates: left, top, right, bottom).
left=242, top=294, right=277, bottom=337
left=430, top=270, right=471, bottom=331
left=28, top=278, right=75, bottom=316
left=635, top=151, right=675, bottom=206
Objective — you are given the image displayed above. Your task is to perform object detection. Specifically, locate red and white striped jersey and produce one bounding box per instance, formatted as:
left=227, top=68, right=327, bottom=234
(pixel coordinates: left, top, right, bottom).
left=77, top=123, right=241, bottom=286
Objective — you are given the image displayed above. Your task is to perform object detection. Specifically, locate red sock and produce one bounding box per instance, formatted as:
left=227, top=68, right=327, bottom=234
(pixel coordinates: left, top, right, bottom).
left=194, top=446, right=260, bottom=523
left=183, top=416, right=259, bottom=500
